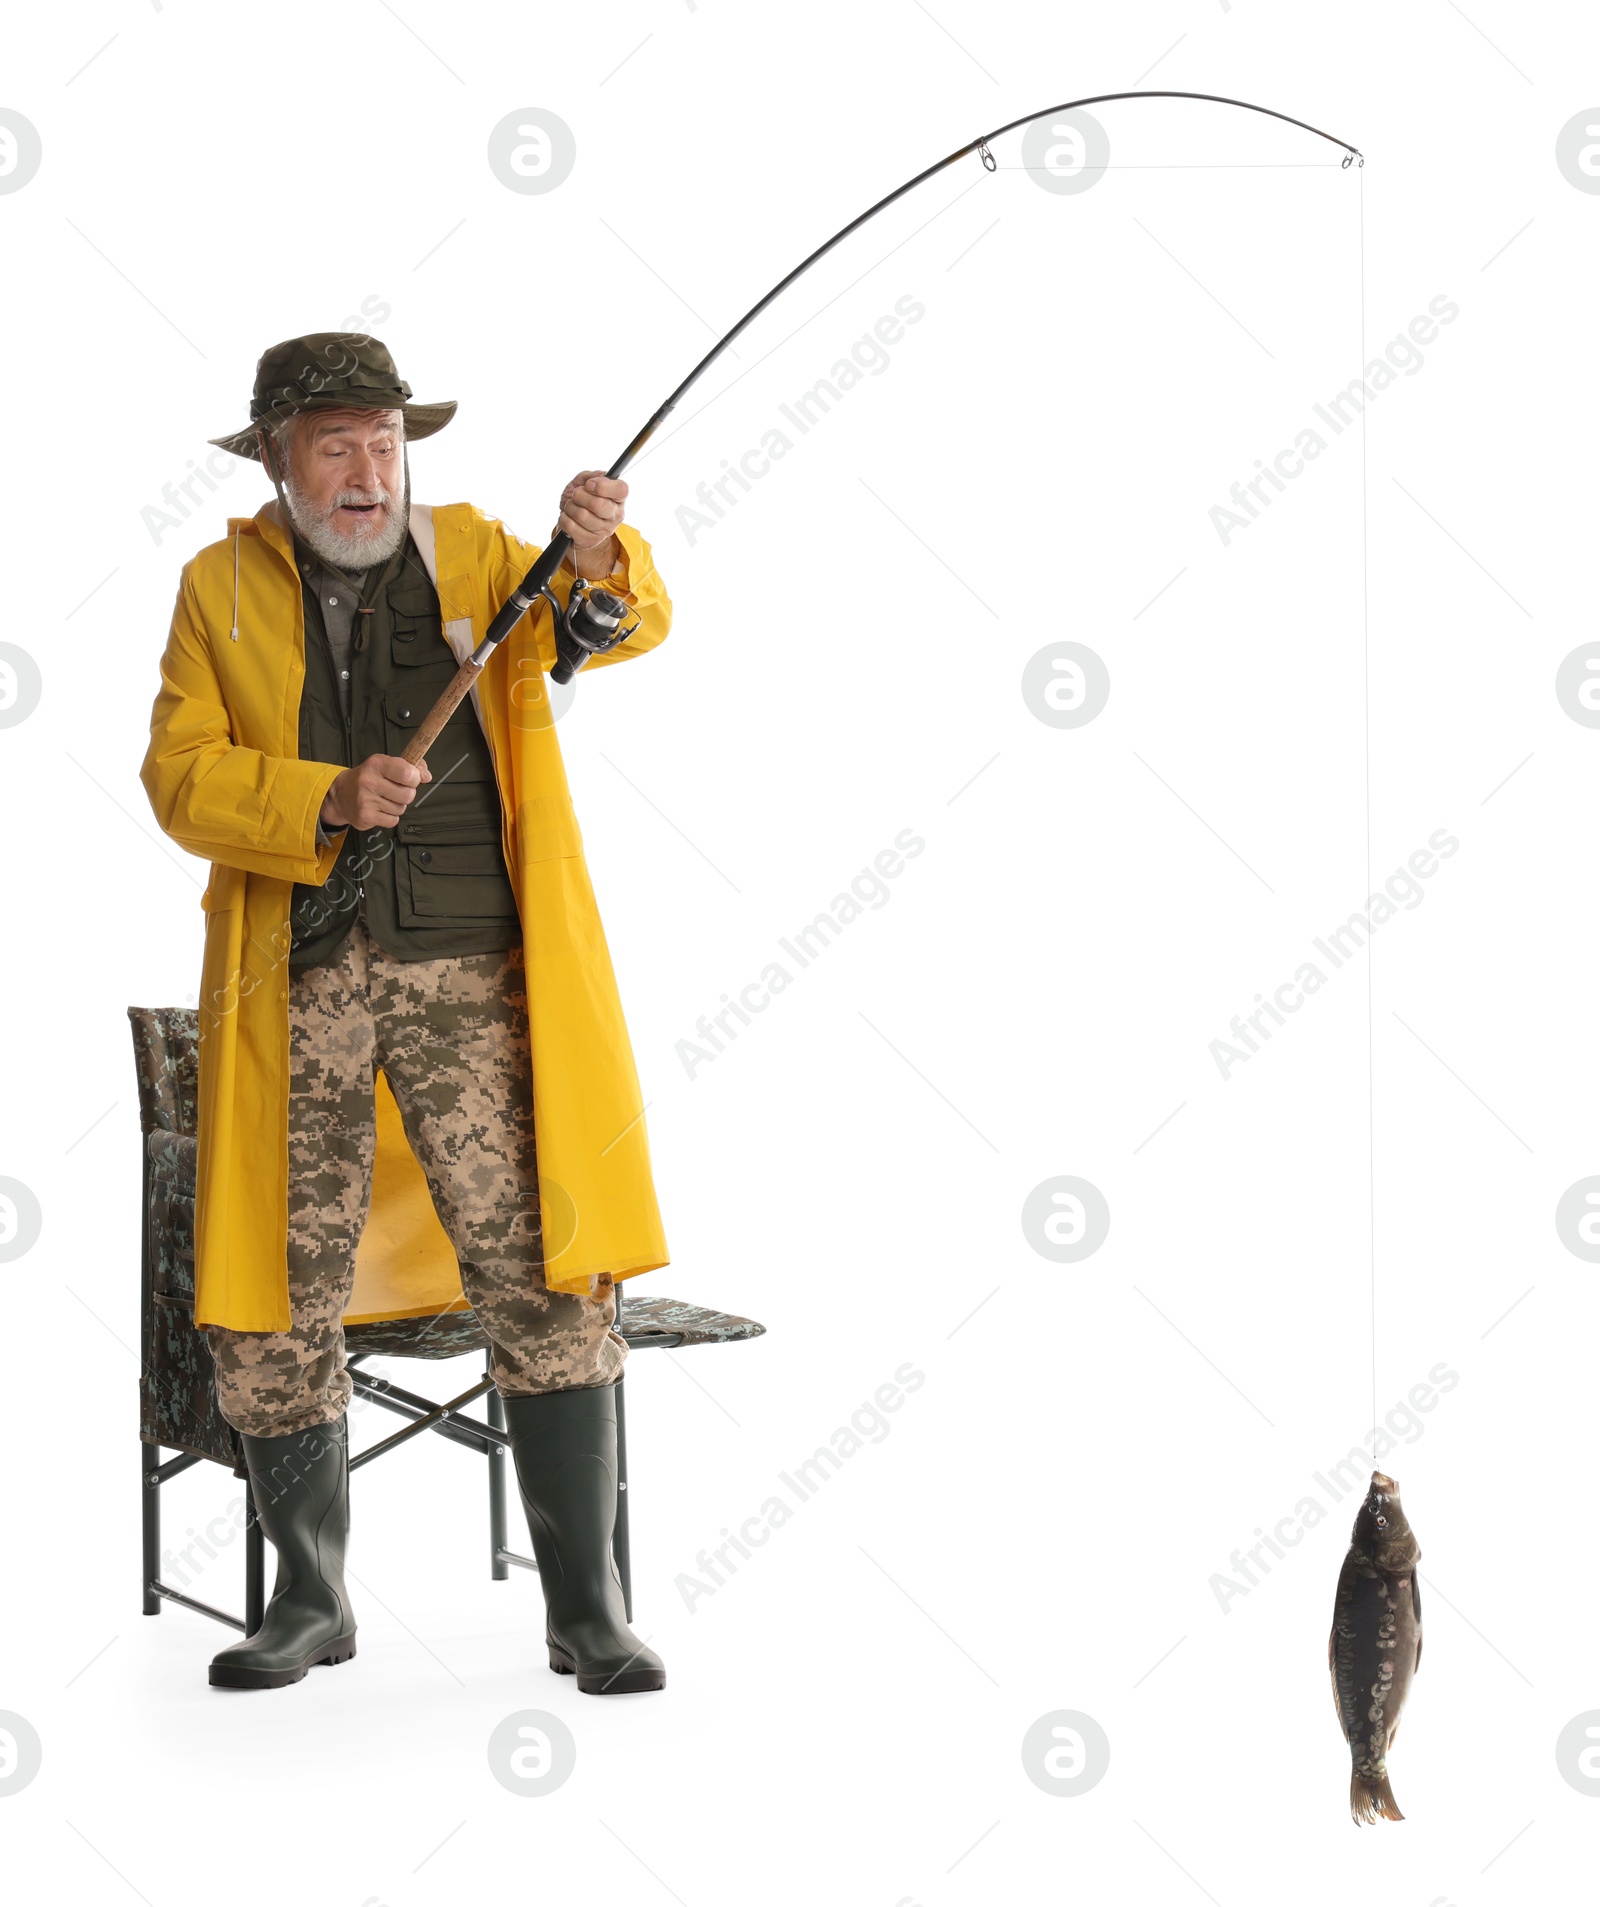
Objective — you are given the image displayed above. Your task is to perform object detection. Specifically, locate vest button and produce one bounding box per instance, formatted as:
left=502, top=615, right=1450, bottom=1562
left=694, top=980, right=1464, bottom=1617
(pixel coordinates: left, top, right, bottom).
left=397, top=705, right=411, bottom=719
left=418, top=850, right=433, bottom=865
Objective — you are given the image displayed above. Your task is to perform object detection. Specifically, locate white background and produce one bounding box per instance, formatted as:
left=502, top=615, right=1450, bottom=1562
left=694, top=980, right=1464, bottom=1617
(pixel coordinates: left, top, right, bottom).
left=0, top=1, right=1593, bottom=1901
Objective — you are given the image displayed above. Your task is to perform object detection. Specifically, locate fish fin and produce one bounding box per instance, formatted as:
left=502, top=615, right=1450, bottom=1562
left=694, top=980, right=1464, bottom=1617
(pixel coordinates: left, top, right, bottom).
left=1350, top=1770, right=1405, bottom=1824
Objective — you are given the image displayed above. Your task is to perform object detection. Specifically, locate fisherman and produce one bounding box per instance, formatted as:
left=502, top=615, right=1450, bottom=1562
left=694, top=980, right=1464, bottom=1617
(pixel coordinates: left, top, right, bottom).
left=141, top=333, right=671, bottom=1695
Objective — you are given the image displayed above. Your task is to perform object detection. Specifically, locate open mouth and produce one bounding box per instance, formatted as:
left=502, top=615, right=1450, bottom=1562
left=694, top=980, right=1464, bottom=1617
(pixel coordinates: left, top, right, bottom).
left=335, top=502, right=383, bottom=521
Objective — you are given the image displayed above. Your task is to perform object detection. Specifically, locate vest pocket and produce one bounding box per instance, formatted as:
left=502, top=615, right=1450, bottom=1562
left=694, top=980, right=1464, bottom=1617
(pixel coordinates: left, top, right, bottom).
left=383, top=687, right=491, bottom=779
left=388, top=585, right=442, bottom=658
left=397, top=830, right=520, bottom=922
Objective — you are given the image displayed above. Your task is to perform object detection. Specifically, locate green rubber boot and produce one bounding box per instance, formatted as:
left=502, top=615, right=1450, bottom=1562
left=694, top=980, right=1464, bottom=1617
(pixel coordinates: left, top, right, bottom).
left=502, top=1385, right=665, bottom=1695
left=210, top=1416, right=356, bottom=1690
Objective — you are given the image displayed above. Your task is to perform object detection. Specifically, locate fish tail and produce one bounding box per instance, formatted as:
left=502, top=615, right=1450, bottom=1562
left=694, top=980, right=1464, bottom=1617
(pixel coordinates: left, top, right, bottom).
left=1350, top=1769, right=1405, bottom=1824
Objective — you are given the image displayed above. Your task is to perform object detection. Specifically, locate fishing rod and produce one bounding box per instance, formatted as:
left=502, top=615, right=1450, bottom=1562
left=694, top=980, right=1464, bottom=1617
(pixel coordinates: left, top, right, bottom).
left=401, top=89, right=1363, bottom=768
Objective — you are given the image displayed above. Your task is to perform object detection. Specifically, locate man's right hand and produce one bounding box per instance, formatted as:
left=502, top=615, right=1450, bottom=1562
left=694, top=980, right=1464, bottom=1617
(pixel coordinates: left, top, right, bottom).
left=320, top=754, right=432, bottom=832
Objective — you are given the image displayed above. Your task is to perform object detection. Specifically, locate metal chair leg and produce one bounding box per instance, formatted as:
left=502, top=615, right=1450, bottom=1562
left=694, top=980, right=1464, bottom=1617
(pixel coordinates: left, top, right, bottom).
left=244, top=1477, right=266, bottom=1634
left=613, top=1375, right=633, bottom=1623
left=487, top=1353, right=509, bottom=1581
left=141, top=1443, right=161, bottom=1615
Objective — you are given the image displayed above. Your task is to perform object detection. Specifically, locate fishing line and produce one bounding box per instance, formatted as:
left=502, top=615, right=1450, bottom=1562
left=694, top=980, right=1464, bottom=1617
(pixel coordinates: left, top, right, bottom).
left=1359, top=163, right=1375, bottom=1441
left=1334, top=225, right=1428, bottom=1816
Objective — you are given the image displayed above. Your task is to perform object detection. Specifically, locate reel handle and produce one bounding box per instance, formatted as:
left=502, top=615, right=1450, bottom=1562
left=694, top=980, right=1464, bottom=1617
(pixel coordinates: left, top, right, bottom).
left=551, top=583, right=641, bottom=685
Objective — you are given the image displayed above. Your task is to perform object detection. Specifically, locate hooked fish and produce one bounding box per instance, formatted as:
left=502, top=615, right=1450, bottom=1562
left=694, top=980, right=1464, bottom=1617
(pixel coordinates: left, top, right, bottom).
left=1328, top=1470, right=1422, bottom=1823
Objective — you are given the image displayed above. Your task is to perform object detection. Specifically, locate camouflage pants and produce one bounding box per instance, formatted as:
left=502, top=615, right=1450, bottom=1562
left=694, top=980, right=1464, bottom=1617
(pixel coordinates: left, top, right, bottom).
left=207, top=917, right=624, bottom=1437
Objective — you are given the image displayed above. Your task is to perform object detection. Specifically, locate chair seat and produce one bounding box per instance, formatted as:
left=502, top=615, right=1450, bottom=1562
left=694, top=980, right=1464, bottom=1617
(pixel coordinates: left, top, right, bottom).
left=140, top=1113, right=765, bottom=1370
left=615, top=1292, right=767, bottom=1349
left=345, top=1310, right=488, bottom=1359
left=347, top=1291, right=765, bottom=1359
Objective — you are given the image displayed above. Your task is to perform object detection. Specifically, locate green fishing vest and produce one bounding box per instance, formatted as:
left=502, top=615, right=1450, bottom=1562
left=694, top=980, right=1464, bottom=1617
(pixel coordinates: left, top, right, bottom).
left=288, top=536, right=522, bottom=973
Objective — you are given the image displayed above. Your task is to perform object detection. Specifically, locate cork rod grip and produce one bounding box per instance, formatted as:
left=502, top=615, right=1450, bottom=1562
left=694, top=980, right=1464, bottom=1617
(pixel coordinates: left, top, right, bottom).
left=401, top=657, right=484, bottom=768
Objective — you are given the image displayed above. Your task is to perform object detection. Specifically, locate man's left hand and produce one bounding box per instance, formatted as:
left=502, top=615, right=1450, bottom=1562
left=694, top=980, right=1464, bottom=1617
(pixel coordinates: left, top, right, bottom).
left=556, top=471, right=627, bottom=578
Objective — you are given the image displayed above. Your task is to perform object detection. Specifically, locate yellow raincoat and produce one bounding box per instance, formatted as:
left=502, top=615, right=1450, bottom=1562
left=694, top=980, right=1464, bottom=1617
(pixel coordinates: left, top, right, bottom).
left=141, top=498, right=670, bottom=1331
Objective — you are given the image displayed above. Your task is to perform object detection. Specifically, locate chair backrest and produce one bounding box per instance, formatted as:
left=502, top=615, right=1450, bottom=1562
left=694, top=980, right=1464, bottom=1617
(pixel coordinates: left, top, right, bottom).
left=127, top=1008, right=201, bottom=1136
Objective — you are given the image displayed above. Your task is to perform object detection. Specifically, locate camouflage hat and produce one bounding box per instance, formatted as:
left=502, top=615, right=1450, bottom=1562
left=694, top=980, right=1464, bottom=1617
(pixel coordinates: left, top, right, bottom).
left=209, top=332, right=457, bottom=461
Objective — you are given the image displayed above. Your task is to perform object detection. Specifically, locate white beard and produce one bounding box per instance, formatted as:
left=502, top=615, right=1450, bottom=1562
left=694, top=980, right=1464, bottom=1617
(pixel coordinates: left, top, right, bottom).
left=282, top=466, right=410, bottom=573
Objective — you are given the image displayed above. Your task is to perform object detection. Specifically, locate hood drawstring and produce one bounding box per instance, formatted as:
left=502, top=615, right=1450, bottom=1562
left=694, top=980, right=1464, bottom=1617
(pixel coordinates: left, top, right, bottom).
left=230, top=523, right=241, bottom=641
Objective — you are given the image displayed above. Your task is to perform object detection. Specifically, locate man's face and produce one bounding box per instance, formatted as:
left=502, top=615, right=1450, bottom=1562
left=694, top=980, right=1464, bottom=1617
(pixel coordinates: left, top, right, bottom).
left=275, top=407, right=408, bottom=570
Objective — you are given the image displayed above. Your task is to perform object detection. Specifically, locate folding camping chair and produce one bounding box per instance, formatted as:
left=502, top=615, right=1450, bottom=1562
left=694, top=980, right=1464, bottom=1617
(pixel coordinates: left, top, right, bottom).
left=129, top=1005, right=763, bottom=1635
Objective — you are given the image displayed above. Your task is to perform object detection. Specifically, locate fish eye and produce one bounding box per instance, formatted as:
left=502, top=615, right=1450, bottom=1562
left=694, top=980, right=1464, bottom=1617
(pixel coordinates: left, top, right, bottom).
left=1374, top=1513, right=1387, bottom=1528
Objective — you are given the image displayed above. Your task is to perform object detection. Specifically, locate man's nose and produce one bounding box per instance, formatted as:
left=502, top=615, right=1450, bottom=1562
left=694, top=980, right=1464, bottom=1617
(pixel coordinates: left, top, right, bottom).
left=347, top=448, right=383, bottom=493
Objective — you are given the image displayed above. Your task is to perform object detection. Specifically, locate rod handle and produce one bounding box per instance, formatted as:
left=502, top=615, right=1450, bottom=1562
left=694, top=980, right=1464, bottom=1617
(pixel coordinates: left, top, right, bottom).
left=402, top=656, right=483, bottom=767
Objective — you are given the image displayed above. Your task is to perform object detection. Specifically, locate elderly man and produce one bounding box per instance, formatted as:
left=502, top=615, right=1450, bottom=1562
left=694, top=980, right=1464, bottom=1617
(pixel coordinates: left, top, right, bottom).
left=142, top=333, right=670, bottom=1694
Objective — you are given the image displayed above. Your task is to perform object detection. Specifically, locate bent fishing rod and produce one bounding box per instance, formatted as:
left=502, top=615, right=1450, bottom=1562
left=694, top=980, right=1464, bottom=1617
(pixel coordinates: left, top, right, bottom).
left=401, top=89, right=1363, bottom=768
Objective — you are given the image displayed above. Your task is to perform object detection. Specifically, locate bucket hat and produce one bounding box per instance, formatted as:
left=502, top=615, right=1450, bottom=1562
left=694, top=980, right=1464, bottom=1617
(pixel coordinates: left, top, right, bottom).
left=210, top=333, right=456, bottom=461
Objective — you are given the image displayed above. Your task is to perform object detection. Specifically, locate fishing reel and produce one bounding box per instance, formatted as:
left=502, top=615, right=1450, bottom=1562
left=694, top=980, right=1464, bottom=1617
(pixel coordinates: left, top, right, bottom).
left=542, top=573, right=642, bottom=684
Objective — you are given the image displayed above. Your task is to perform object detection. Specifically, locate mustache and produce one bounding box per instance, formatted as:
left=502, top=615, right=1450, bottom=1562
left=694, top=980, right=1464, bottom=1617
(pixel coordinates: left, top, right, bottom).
left=326, top=487, right=394, bottom=514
